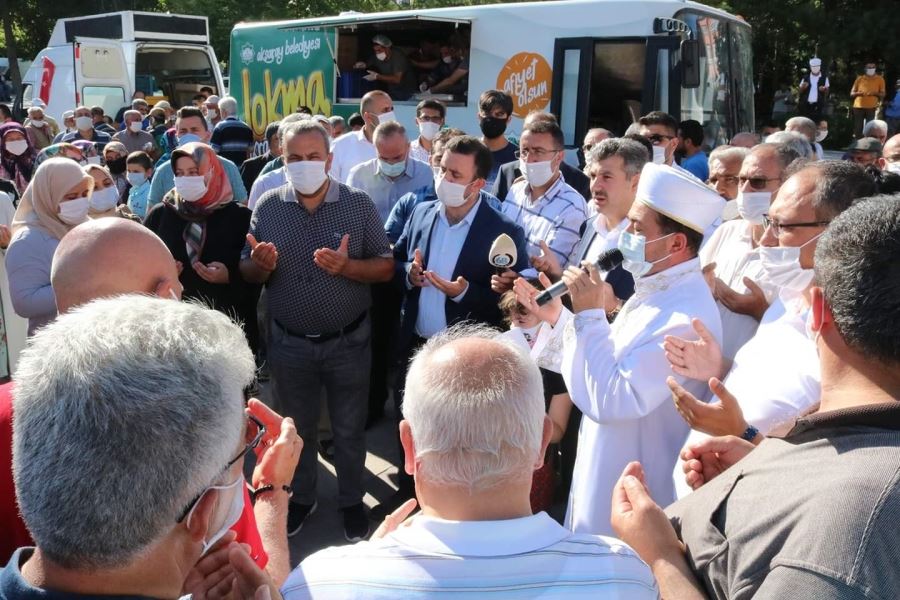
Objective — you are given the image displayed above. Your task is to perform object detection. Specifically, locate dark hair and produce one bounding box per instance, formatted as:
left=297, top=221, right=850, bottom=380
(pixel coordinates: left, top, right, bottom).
left=802, top=160, right=877, bottom=220
left=348, top=113, right=365, bottom=128
left=125, top=151, right=152, bottom=170
left=522, top=119, right=564, bottom=150
left=0, top=105, right=11, bottom=120
left=417, top=99, right=446, bottom=120
left=444, top=135, right=493, bottom=180
left=815, top=195, right=900, bottom=365
left=638, top=111, right=678, bottom=136
left=296, top=106, right=312, bottom=115
left=589, top=138, right=649, bottom=175
left=498, top=278, right=543, bottom=325
left=176, top=106, right=209, bottom=131
left=433, top=127, right=466, bottom=149
left=200, top=86, right=214, bottom=94
left=623, top=133, right=654, bottom=159
left=90, top=106, right=105, bottom=117
left=192, top=94, right=205, bottom=103
left=656, top=213, right=704, bottom=256
left=265, top=121, right=281, bottom=144
left=478, top=90, right=513, bottom=117
left=867, top=165, right=900, bottom=194
left=679, top=119, right=704, bottom=147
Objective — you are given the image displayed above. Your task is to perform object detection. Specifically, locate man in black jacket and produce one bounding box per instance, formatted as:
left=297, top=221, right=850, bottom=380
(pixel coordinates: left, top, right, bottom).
left=240, top=121, right=281, bottom=195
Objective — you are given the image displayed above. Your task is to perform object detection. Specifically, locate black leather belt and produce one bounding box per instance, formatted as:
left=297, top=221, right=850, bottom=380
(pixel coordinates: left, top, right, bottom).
left=276, top=311, right=366, bottom=344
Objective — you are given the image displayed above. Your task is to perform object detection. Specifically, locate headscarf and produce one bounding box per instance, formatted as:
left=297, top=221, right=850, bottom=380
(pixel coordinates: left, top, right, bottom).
left=0, top=123, right=37, bottom=193
left=11, top=157, right=93, bottom=240
left=165, top=142, right=233, bottom=262
left=35, top=143, right=83, bottom=169
left=103, top=141, right=129, bottom=176
left=83, top=163, right=117, bottom=218
left=71, top=140, right=100, bottom=163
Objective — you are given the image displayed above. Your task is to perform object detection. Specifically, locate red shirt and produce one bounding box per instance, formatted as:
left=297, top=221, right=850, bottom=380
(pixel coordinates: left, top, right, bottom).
left=0, top=381, right=267, bottom=569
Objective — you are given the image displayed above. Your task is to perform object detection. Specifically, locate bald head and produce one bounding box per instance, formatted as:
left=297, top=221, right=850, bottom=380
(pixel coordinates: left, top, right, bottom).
left=730, top=132, right=760, bottom=149
left=884, top=134, right=900, bottom=160
left=51, top=219, right=182, bottom=313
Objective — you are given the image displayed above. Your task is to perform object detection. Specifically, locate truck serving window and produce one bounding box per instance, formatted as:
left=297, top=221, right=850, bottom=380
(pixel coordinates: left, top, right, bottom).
left=82, top=86, right=125, bottom=118
left=333, top=19, right=471, bottom=106
left=135, top=46, right=218, bottom=108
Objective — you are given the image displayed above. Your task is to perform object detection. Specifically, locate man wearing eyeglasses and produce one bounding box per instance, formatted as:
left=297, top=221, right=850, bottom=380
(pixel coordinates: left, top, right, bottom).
left=493, top=119, right=587, bottom=290
left=637, top=111, right=682, bottom=168
left=699, top=143, right=800, bottom=363
left=664, top=161, right=876, bottom=498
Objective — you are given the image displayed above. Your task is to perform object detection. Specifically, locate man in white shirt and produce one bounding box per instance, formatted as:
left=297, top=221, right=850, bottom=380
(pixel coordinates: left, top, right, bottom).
left=664, top=161, right=876, bottom=497
left=515, top=163, right=725, bottom=536
left=700, top=142, right=799, bottom=361
left=280, top=324, right=658, bottom=598
left=706, top=145, right=748, bottom=220
left=330, top=90, right=395, bottom=183
left=494, top=119, right=587, bottom=290
left=409, top=99, right=445, bottom=163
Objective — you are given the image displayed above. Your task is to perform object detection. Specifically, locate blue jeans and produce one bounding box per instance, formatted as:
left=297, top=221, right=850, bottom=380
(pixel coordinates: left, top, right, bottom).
left=268, top=316, right=371, bottom=507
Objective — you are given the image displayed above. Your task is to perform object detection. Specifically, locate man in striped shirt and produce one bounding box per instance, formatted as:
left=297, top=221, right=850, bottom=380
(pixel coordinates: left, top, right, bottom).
left=280, top=325, right=658, bottom=598
left=495, top=119, right=587, bottom=291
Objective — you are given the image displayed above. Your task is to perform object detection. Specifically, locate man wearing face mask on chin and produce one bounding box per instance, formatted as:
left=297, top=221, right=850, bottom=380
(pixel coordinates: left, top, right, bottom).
left=241, top=120, right=393, bottom=543
left=330, top=90, right=395, bottom=184
left=513, top=162, right=725, bottom=536
left=386, top=135, right=528, bottom=511
left=663, top=161, right=876, bottom=498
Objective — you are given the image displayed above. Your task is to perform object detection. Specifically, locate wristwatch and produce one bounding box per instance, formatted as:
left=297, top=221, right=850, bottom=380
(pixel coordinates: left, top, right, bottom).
left=739, top=424, right=759, bottom=442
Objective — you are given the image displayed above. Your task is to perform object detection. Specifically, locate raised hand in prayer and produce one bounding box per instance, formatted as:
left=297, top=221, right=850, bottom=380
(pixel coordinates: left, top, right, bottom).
left=514, top=272, right=562, bottom=326
left=714, top=276, right=769, bottom=322
left=182, top=530, right=241, bottom=599
left=667, top=376, right=750, bottom=438
left=193, top=261, right=230, bottom=284
left=424, top=270, right=468, bottom=297
left=680, top=435, right=756, bottom=490
left=529, top=240, right=562, bottom=279
left=663, top=318, right=727, bottom=382
left=314, top=233, right=349, bottom=276
left=408, top=248, right=427, bottom=287
left=247, top=234, right=278, bottom=272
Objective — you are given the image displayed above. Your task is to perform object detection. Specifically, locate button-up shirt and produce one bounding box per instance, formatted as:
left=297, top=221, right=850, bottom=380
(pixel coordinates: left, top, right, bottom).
left=281, top=511, right=658, bottom=598
left=583, top=214, right=630, bottom=265
left=329, top=129, right=376, bottom=184
left=414, top=199, right=479, bottom=338
left=501, top=173, right=587, bottom=278
left=248, top=167, right=286, bottom=210
left=347, top=157, right=433, bottom=223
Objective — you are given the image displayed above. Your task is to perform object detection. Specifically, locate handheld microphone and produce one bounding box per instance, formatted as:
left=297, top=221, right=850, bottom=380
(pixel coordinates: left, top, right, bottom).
left=489, top=233, right=517, bottom=274
left=534, top=248, right=623, bottom=306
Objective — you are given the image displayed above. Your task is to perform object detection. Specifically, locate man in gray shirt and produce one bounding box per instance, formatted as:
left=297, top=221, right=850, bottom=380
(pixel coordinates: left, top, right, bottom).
left=241, top=120, right=393, bottom=544
left=608, top=194, right=900, bottom=599
left=354, top=35, right=417, bottom=100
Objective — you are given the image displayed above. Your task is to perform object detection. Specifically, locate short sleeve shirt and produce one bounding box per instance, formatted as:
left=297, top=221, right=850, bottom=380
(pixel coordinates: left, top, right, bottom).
left=367, top=50, right=417, bottom=95
left=244, top=179, right=392, bottom=333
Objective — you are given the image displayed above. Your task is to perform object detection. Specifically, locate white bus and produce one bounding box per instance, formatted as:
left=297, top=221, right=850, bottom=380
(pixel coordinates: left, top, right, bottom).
left=230, top=0, right=753, bottom=149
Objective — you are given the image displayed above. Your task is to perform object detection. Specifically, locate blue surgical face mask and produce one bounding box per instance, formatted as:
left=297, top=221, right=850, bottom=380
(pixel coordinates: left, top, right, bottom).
left=126, top=172, right=147, bottom=187
left=379, top=158, right=406, bottom=178
left=617, top=230, right=674, bottom=278
left=177, top=133, right=203, bottom=148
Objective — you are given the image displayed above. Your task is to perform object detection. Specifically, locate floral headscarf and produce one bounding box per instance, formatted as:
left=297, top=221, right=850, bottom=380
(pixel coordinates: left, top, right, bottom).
left=0, top=123, right=37, bottom=194
left=35, top=143, right=83, bottom=169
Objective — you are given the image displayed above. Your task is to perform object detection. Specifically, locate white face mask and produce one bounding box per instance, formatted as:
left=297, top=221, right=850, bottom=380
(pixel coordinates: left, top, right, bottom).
left=30, top=119, right=45, bottom=128
left=58, top=197, right=90, bottom=225
left=736, top=191, right=771, bottom=225
left=5, top=140, right=28, bottom=156
left=186, top=475, right=245, bottom=557
left=435, top=174, right=473, bottom=208
left=129, top=121, right=143, bottom=133
left=285, top=160, right=328, bottom=195
left=519, top=157, right=556, bottom=188
left=758, top=233, right=823, bottom=294
left=89, top=186, right=119, bottom=212
left=886, top=161, right=900, bottom=174
left=865, top=68, right=876, bottom=76
left=175, top=175, right=208, bottom=202
left=126, top=172, right=147, bottom=187
left=419, top=121, right=440, bottom=141
left=375, top=52, right=388, bottom=62
left=652, top=145, right=667, bottom=165
left=442, top=55, right=454, bottom=64
left=617, top=230, right=674, bottom=278
left=75, top=116, right=93, bottom=131
left=376, top=111, right=397, bottom=126
left=86, top=156, right=102, bottom=165
left=810, top=67, right=821, bottom=75
left=815, top=129, right=828, bottom=143
left=209, top=110, right=219, bottom=120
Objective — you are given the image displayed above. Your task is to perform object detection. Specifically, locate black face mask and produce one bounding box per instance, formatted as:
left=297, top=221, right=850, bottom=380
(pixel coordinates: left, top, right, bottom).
left=479, top=116, right=507, bottom=139
left=107, top=156, right=127, bottom=175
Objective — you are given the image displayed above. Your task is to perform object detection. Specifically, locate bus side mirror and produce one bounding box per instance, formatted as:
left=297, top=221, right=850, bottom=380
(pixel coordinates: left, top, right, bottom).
left=681, top=39, right=700, bottom=88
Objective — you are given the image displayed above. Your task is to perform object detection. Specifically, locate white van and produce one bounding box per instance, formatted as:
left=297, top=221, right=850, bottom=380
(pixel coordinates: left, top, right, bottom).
left=17, top=11, right=224, bottom=124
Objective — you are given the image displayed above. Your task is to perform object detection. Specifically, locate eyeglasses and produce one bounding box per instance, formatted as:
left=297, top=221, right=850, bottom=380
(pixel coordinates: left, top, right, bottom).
left=515, top=148, right=560, bottom=159
left=739, top=176, right=780, bottom=191
left=646, top=134, right=675, bottom=145
left=708, top=175, right=739, bottom=186
left=761, top=215, right=830, bottom=237
left=418, top=115, right=443, bottom=123
left=175, top=413, right=265, bottom=522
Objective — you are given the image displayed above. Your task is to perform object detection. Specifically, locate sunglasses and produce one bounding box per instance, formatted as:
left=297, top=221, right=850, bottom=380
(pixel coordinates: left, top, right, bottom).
left=739, top=176, right=780, bottom=191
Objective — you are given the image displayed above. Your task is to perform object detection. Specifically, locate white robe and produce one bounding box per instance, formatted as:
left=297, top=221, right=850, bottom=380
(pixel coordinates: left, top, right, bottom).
left=0, top=192, right=27, bottom=376
left=673, top=294, right=821, bottom=498
left=560, top=257, right=722, bottom=535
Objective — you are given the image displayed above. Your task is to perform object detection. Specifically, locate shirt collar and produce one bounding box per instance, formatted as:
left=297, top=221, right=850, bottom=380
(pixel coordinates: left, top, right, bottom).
left=323, top=177, right=340, bottom=203
left=633, top=257, right=701, bottom=297
left=438, top=198, right=481, bottom=227
left=386, top=512, right=571, bottom=557
left=787, top=402, right=900, bottom=436
left=593, top=215, right=630, bottom=237
left=526, top=171, right=565, bottom=203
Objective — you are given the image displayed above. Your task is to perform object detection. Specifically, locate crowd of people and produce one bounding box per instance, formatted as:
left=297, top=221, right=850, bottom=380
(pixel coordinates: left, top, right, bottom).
left=0, top=80, right=898, bottom=600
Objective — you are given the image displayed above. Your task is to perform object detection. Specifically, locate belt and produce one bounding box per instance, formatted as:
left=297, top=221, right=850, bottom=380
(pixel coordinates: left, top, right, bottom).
left=275, top=312, right=367, bottom=344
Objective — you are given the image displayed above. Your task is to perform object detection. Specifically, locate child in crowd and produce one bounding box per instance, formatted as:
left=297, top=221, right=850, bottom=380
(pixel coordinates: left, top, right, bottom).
left=125, top=151, right=153, bottom=220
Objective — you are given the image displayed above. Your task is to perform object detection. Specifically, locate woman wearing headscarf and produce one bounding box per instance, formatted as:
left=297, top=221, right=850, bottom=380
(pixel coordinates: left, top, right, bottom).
left=102, top=141, right=130, bottom=201
left=34, top=143, right=85, bottom=169
left=83, top=164, right=122, bottom=219
left=72, top=140, right=101, bottom=165
left=144, top=142, right=254, bottom=344
left=5, top=157, right=93, bottom=335
left=0, top=123, right=37, bottom=195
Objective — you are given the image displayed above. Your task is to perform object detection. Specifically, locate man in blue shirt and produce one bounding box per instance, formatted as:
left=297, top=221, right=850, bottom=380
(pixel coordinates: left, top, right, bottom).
left=677, top=119, right=709, bottom=182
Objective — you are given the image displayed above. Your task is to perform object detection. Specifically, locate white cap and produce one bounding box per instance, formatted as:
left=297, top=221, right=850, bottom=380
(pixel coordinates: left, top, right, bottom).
left=635, top=163, right=725, bottom=233
left=809, top=57, right=822, bottom=67
left=31, top=99, right=46, bottom=108
left=205, top=95, right=220, bottom=105
left=372, top=34, right=393, bottom=48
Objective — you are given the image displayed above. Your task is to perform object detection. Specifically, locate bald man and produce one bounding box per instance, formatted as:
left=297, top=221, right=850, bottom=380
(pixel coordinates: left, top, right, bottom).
left=881, top=133, right=900, bottom=172
left=730, top=132, right=760, bottom=149
left=51, top=218, right=182, bottom=312
left=330, top=90, right=394, bottom=183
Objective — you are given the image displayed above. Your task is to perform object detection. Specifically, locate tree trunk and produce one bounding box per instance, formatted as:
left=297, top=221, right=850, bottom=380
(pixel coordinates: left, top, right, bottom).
left=0, top=1, right=22, bottom=95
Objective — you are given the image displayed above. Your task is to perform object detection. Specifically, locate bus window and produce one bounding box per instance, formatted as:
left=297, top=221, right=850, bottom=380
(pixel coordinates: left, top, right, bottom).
left=729, top=23, right=755, bottom=134
left=678, top=12, right=732, bottom=146
left=590, top=41, right=646, bottom=135
left=82, top=86, right=125, bottom=118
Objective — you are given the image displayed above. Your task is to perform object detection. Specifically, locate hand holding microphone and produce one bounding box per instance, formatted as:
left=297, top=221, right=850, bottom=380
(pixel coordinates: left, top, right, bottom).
left=534, top=248, right=623, bottom=306
left=489, top=233, right=519, bottom=293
